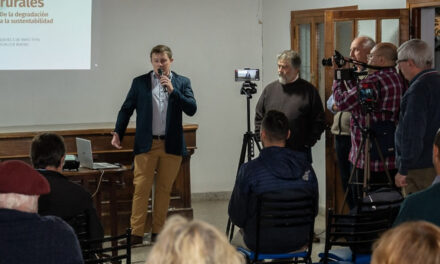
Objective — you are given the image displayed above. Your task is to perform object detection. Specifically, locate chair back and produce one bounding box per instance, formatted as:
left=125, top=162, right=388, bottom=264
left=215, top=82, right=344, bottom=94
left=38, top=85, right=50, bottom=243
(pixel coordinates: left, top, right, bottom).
left=66, top=212, right=89, bottom=242
left=322, top=197, right=402, bottom=264
left=81, top=228, right=132, bottom=264
left=252, top=190, right=316, bottom=263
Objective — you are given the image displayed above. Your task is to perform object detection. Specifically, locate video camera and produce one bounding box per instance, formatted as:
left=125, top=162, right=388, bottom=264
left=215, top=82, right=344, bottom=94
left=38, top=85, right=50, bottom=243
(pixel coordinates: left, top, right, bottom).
left=322, top=50, right=348, bottom=68
left=322, top=50, right=369, bottom=81
left=235, top=68, right=260, bottom=82
left=235, top=68, right=259, bottom=95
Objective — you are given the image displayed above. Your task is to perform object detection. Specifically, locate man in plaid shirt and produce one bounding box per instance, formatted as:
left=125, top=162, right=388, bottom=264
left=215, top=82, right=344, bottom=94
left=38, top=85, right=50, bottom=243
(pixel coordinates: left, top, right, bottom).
left=333, top=42, right=406, bottom=197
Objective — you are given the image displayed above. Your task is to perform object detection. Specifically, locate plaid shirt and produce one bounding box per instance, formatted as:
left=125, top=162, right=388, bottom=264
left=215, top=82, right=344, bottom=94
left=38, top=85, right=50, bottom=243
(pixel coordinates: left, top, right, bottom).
left=332, top=68, right=406, bottom=171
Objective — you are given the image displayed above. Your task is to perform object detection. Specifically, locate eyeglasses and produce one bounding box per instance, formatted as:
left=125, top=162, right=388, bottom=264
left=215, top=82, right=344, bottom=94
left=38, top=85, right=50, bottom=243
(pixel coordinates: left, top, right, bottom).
left=396, top=59, right=408, bottom=64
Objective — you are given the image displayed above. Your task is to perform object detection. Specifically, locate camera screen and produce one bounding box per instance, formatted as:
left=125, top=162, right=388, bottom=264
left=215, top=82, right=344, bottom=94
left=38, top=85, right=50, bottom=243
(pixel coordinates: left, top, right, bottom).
left=235, top=69, right=260, bottom=82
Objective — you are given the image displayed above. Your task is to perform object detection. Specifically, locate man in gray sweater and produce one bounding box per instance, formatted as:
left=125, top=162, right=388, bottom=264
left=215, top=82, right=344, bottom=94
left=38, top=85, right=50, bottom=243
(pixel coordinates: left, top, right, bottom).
left=255, top=50, right=325, bottom=163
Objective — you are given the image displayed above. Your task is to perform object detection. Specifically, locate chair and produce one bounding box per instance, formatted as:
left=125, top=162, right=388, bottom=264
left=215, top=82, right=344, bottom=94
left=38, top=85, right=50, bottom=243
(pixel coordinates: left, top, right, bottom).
left=318, top=198, right=402, bottom=264
left=66, top=212, right=89, bottom=241
left=237, top=191, right=316, bottom=264
left=81, top=228, right=132, bottom=264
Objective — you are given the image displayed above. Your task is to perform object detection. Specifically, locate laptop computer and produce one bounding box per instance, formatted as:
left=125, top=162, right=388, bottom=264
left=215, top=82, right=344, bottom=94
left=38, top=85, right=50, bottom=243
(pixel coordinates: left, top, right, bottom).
left=75, top=137, right=120, bottom=170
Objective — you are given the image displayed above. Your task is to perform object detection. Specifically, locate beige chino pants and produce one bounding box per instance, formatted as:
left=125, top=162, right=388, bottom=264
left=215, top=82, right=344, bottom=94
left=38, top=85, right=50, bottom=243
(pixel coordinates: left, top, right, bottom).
left=130, top=139, right=182, bottom=236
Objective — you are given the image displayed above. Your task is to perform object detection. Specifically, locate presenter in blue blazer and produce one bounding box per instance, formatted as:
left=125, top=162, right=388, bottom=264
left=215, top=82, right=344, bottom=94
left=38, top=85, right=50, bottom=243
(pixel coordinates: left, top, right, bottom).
left=111, top=44, right=197, bottom=245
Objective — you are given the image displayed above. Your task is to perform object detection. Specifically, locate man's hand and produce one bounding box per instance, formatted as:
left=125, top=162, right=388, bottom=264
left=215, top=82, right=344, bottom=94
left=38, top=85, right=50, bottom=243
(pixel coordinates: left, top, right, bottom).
left=395, top=172, right=408, bottom=187
left=332, top=104, right=339, bottom=112
left=111, top=132, right=122, bottom=149
left=160, top=75, right=174, bottom=93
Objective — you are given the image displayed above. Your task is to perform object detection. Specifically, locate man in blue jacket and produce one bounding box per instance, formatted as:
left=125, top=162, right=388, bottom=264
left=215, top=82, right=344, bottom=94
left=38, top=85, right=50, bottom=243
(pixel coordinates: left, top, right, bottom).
left=395, top=39, right=440, bottom=195
left=111, top=44, right=197, bottom=245
left=228, top=110, right=318, bottom=253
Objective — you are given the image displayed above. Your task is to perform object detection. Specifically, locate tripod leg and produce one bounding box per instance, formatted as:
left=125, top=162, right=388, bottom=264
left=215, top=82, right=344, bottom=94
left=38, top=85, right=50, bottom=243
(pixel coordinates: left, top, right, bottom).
left=227, top=132, right=255, bottom=241
left=372, top=137, right=393, bottom=186
left=340, top=135, right=365, bottom=213
left=252, top=134, right=262, bottom=151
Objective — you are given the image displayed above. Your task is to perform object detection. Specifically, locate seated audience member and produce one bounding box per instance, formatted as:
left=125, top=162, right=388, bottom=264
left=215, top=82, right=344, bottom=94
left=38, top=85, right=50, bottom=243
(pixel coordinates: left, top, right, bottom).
left=228, top=110, right=318, bottom=253
left=371, top=221, right=440, bottom=264
left=0, top=160, right=83, bottom=264
left=145, top=215, right=244, bottom=264
left=394, top=128, right=440, bottom=227
left=31, top=133, right=104, bottom=241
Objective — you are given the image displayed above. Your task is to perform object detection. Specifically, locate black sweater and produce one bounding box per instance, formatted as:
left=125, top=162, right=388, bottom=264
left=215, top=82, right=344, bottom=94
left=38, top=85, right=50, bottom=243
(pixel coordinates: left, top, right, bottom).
left=255, top=79, right=325, bottom=152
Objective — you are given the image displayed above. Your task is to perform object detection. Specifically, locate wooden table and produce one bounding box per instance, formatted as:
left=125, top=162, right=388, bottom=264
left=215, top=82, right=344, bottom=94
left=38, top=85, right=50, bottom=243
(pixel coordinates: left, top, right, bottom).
left=0, top=122, right=198, bottom=235
left=64, top=166, right=128, bottom=239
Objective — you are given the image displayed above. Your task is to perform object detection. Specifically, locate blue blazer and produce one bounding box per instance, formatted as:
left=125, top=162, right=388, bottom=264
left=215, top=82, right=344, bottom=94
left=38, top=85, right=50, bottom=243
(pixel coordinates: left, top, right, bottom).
left=114, top=71, right=197, bottom=156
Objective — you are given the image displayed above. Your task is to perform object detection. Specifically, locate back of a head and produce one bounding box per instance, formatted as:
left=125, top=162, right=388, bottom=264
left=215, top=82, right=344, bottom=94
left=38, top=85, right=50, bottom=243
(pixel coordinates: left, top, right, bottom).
left=30, top=133, right=65, bottom=169
left=261, top=110, right=289, bottom=143
left=146, top=215, right=244, bottom=264
left=397, top=39, right=433, bottom=69
left=358, top=35, right=376, bottom=52
left=371, top=221, right=440, bottom=264
left=374, top=42, right=398, bottom=63
left=0, top=160, right=50, bottom=212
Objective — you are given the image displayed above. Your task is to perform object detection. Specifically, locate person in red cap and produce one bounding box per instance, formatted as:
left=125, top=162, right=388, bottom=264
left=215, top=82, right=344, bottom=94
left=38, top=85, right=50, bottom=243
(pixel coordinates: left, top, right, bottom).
left=0, top=160, right=83, bottom=264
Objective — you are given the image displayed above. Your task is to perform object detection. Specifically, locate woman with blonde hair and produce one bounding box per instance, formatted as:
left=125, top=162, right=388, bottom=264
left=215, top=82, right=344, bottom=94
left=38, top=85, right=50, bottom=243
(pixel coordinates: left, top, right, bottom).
left=145, top=215, right=244, bottom=264
left=371, top=221, right=440, bottom=264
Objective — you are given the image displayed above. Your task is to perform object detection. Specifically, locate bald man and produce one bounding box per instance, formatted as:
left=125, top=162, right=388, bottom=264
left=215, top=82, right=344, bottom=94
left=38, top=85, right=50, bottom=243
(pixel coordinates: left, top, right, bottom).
left=328, top=36, right=375, bottom=209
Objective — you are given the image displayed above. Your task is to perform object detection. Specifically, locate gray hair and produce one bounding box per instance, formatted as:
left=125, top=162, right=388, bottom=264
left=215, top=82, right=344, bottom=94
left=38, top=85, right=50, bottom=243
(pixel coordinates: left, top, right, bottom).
left=0, top=193, right=39, bottom=213
left=277, top=50, right=301, bottom=69
left=359, top=36, right=376, bottom=50
left=397, top=39, right=433, bottom=69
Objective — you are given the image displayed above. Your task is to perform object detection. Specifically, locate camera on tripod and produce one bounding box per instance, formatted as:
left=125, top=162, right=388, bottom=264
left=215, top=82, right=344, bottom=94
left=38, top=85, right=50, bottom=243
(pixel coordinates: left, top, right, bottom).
left=235, top=68, right=259, bottom=95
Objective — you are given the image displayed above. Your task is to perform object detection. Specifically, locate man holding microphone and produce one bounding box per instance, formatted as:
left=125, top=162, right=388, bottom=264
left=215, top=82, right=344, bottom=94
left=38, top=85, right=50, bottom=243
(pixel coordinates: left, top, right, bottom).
left=111, top=44, right=197, bottom=246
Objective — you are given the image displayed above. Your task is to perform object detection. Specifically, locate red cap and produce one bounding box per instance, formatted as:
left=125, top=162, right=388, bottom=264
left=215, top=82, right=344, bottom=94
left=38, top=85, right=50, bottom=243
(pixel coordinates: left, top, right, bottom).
left=0, top=160, right=50, bottom=195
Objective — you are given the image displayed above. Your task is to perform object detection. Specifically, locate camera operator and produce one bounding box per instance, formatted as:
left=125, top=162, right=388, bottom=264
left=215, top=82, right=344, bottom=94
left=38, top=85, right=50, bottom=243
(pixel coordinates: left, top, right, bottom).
left=332, top=42, right=406, bottom=194
left=328, top=36, right=375, bottom=209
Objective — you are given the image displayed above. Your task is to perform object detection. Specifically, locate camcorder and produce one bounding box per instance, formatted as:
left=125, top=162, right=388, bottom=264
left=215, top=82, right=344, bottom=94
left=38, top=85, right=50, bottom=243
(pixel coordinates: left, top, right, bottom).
left=322, top=50, right=369, bottom=81
left=322, top=50, right=348, bottom=68
left=235, top=68, right=260, bottom=82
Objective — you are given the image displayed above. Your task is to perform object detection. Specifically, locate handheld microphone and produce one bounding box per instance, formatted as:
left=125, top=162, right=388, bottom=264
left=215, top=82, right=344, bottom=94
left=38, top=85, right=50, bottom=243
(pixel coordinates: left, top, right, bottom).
left=157, top=68, right=168, bottom=94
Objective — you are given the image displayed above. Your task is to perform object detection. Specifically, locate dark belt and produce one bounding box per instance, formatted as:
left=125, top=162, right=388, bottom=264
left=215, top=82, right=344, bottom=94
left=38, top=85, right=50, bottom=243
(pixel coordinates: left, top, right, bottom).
left=152, top=135, right=165, bottom=140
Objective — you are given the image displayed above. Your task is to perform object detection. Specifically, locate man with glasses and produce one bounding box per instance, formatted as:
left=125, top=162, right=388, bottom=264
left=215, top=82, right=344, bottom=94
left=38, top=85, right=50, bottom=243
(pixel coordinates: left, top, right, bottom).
left=333, top=42, right=406, bottom=198
left=395, top=39, right=440, bottom=196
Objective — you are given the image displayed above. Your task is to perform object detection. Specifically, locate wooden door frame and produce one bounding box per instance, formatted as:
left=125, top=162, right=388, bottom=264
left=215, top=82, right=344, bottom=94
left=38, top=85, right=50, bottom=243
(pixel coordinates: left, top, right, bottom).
left=290, top=6, right=357, bottom=88
left=407, top=0, right=440, bottom=38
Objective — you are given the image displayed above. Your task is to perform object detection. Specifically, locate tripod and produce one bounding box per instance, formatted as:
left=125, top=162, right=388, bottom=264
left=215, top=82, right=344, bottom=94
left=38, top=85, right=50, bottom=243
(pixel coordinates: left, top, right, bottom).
left=340, top=110, right=394, bottom=213
left=226, top=81, right=262, bottom=241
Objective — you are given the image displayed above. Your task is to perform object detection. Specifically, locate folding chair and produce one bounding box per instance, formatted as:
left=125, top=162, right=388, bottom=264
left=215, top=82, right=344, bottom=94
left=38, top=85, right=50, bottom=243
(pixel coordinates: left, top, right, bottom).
left=237, top=191, right=316, bottom=264
left=81, top=228, right=132, bottom=264
left=318, top=198, right=402, bottom=264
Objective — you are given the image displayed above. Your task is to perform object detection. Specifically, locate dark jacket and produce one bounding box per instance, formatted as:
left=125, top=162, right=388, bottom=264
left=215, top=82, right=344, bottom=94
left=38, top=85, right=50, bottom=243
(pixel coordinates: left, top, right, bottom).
left=0, top=209, right=83, bottom=264
left=114, top=71, right=197, bottom=156
left=38, top=169, right=104, bottom=241
left=228, top=147, right=319, bottom=253
left=394, top=181, right=440, bottom=227
left=396, top=69, right=440, bottom=174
